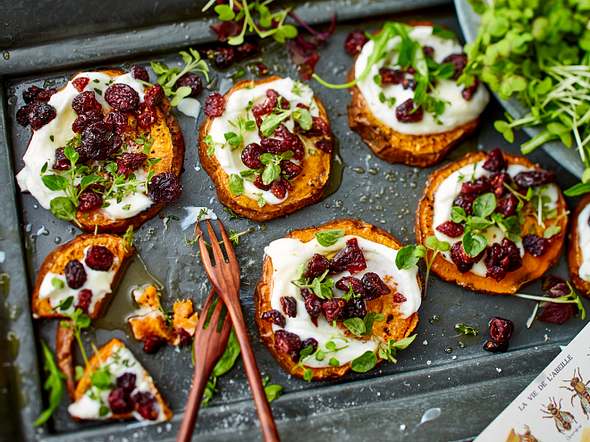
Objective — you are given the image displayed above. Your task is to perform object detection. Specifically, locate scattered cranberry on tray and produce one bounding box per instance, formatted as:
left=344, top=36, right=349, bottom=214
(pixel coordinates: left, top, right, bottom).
left=483, top=317, right=514, bottom=353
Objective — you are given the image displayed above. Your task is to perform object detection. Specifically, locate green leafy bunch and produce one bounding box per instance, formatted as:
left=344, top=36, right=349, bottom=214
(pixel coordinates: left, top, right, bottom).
left=203, top=0, right=298, bottom=46
left=462, top=0, right=590, bottom=194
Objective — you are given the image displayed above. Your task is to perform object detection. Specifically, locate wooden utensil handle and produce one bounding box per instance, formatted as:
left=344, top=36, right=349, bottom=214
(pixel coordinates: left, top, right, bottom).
left=226, top=301, right=281, bottom=442
left=177, top=362, right=210, bottom=442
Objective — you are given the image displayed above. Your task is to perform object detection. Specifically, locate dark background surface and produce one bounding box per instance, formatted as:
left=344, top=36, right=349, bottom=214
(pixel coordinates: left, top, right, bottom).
left=0, top=1, right=587, bottom=442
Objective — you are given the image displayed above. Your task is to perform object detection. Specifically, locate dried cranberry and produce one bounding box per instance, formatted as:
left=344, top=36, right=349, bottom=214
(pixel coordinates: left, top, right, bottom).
left=270, top=179, right=289, bottom=199
left=16, top=105, right=32, bottom=126
left=204, top=93, right=225, bottom=117
left=300, top=338, right=318, bottom=355
left=117, top=372, right=137, bottom=394
left=513, top=170, right=556, bottom=188
left=335, top=276, right=365, bottom=296
left=108, top=387, right=132, bottom=414
left=322, top=298, right=346, bottom=323
left=261, top=309, right=286, bottom=327
left=460, top=177, right=490, bottom=195
left=450, top=242, right=479, bottom=273
left=76, top=289, right=93, bottom=313
left=453, top=193, right=476, bottom=215
left=175, top=73, right=203, bottom=98
left=144, top=84, right=164, bottom=107
left=86, top=245, right=114, bottom=271
left=441, top=53, right=467, bottom=80
left=210, top=21, right=242, bottom=42
left=148, top=172, right=182, bottom=203
left=29, top=102, right=57, bottom=130
left=482, top=148, right=506, bottom=172
left=252, top=89, right=279, bottom=124
left=280, top=296, right=297, bottom=318
left=341, top=298, right=367, bottom=320
left=344, top=30, right=368, bottom=56
left=131, top=391, right=158, bottom=420
left=254, top=62, right=269, bottom=76
left=402, top=78, right=417, bottom=90
left=65, top=259, right=87, bottom=289
left=253, top=175, right=271, bottom=191
left=393, top=292, right=407, bottom=303
left=489, top=172, right=510, bottom=197
left=306, top=117, right=331, bottom=137
left=315, top=138, right=334, bottom=153
left=305, top=254, right=331, bottom=279
left=483, top=339, right=508, bottom=353
left=330, top=238, right=367, bottom=274
left=423, top=46, right=435, bottom=57
left=484, top=238, right=522, bottom=281
left=23, top=85, right=44, bottom=103
left=104, top=83, right=140, bottom=112
left=117, top=152, right=147, bottom=176
left=496, top=194, right=517, bottom=216
left=542, top=276, right=570, bottom=297
left=281, top=161, right=302, bottom=179
left=538, top=302, right=575, bottom=325
left=131, top=65, right=149, bottom=82
left=136, top=103, right=157, bottom=129
left=274, top=329, right=302, bottom=361
left=72, top=91, right=102, bottom=115
left=79, top=121, right=120, bottom=161
left=176, top=328, right=193, bottom=346
left=361, top=272, right=390, bottom=300
left=104, top=112, right=128, bottom=135
left=53, top=147, right=71, bottom=170
left=301, top=288, right=322, bottom=326
left=142, top=336, right=164, bottom=354
left=72, top=110, right=103, bottom=133
left=78, top=190, right=103, bottom=212
left=522, top=234, right=549, bottom=257
left=483, top=317, right=514, bottom=353
left=395, top=98, right=424, bottom=123
left=241, top=143, right=264, bottom=169
left=214, top=47, right=236, bottom=68
left=379, top=68, right=404, bottom=85
left=235, top=42, right=259, bottom=60
left=462, top=79, right=480, bottom=101
left=72, top=77, right=90, bottom=92
left=274, top=125, right=304, bottom=160
left=436, top=221, right=464, bottom=238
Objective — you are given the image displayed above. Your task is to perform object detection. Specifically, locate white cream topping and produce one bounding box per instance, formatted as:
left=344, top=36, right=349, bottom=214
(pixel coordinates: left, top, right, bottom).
left=38, top=246, right=117, bottom=315
left=68, top=344, right=166, bottom=422
left=577, top=203, right=590, bottom=281
left=209, top=77, right=319, bottom=204
left=355, top=25, right=489, bottom=135
left=433, top=160, right=559, bottom=276
left=265, top=235, right=421, bottom=368
left=16, top=71, right=152, bottom=220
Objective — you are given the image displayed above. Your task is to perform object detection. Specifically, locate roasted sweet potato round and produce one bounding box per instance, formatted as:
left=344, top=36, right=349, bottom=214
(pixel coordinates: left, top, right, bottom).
left=568, top=195, right=590, bottom=297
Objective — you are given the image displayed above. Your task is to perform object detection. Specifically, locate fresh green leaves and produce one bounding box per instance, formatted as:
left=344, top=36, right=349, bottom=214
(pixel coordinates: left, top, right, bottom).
left=260, top=151, right=293, bottom=185
left=203, top=330, right=241, bottom=406
left=351, top=351, right=377, bottom=373
left=292, top=108, right=312, bottom=131
left=378, top=334, right=416, bottom=364
left=515, top=282, right=587, bottom=321
left=462, top=230, right=487, bottom=258
left=34, top=341, right=65, bottom=427
left=90, top=366, right=113, bottom=390
left=472, top=193, right=496, bottom=218
left=395, top=244, right=426, bottom=270
left=315, top=229, right=344, bottom=247
left=263, top=376, right=283, bottom=402
left=229, top=174, right=245, bottom=196
left=454, top=322, right=480, bottom=336
left=260, top=109, right=291, bottom=137
left=343, top=312, right=385, bottom=337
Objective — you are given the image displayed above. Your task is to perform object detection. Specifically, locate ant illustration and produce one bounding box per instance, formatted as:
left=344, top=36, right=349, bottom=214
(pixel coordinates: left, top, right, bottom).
left=541, top=397, right=576, bottom=434
left=561, top=367, right=590, bottom=419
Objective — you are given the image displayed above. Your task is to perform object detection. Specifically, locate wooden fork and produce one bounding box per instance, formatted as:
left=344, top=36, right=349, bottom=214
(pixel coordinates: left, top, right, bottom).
left=176, top=289, right=232, bottom=442
left=196, top=219, right=280, bottom=442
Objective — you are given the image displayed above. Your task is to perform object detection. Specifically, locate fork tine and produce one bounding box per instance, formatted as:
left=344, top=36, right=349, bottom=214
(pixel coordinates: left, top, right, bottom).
left=195, top=225, right=213, bottom=270
left=217, top=220, right=237, bottom=264
left=205, top=220, right=226, bottom=266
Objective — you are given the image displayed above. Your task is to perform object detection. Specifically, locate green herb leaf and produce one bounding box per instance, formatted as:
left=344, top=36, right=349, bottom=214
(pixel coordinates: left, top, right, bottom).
left=315, top=229, right=345, bottom=247
left=51, top=277, right=65, bottom=290
left=49, top=197, right=76, bottom=222
left=328, top=357, right=340, bottom=367
left=303, top=368, right=313, bottom=382
left=292, top=108, right=313, bottom=131
left=351, top=351, right=377, bottom=373
left=395, top=244, right=426, bottom=270
left=343, top=317, right=366, bottom=336
left=424, top=235, right=450, bottom=252
left=454, top=322, right=479, bottom=336
left=264, top=383, right=283, bottom=402
left=260, top=110, right=291, bottom=137
left=472, top=193, right=496, bottom=218
left=42, top=174, right=68, bottom=191
left=229, top=174, right=244, bottom=196
left=34, top=341, right=65, bottom=427
left=462, top=230, right=487, bottom=257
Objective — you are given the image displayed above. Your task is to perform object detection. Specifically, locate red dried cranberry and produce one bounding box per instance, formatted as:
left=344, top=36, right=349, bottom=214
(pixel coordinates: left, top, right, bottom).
left=281, top=161, right=302, bottom=179
left=460, top=177, right=490, bottom=195
left=322, top=298, right=346, bottom=323
left=254, top=62, right=269, bottom=76
left=210, top=21, right=242, bottom=42
left=37, top=88, right=57, bottom=102
left=483, top=316, right=514, bottom=353
left=484, top=238, right=522, bottom=281
left=23, top=85, right=44, bottom=103
left=65, top=259, right=87, bottom=289
left=306, top=117, right=331, bottom=137
left=274, top=126, right=304, bottom=159
left=453, top=193, right=476, bottom=215
left=513, top=170, right=556, bottom=188
left=341, top=298, right=367, bottom=320
left=104, top=111, right=128, bottom=134
left=72, top=110, right=103, bottom=133
left=301, top=288, right=322, bottom=326
left=176, top=328, right=192, bottom=346
left=483, top=339, right=508, bottom=353
left=252, top=89, right=279, bottom=125
left=436, top=221, right=464, bottom=238
left=538, top=302, right=575, bottom=325
left=104, top=83, right=140, bottom=112
left=330, top=238, right=367, bottom=274
left=235, top=42, right=259, bottom=60
left=441, top=53, right=467, bottom=80
left=72, top=77, right=90, bottom=93
left=142, top=335, right=164, bottom=354
left=379, top=67, right=404, bottom=85
left=76, top=289, right=93, bottom=313
left=253, top=175, right=271, bottom=191
left=144, top=84, right=164, bottom=107
left=270, top=179, right=288, bottom=199
left=53, top=147, right=71, bottom=170
left=335, top=276, right=365, bottom=296
left=117, top=372, right=136, bottom=394
left=462, top=78, right=480, bottom=101
left=300, top=338, right=318, bottom=355
left=117, top=152, right=147, bottom=177
left=523, top=234, right=549, bottom=257
left=72, top=91, right=102, bottom=115
left=344, top=30, right=368, bottom=56
left=395, top=98, right=423, bottom=123
left=78, top=190, right=103, bottom=212
left=305, top=254, right=331, bottom=279
left=136, top=103, right=157, bottom=129
left=482, top=148, right=506, bottom=172
left=131, top=391, right=158, bottom=420
left=86, top=245, right=114, bottom=271
left=361, top=272, right=390, bottom=300
left=16, top=105, right=32, bottom=126
left=80, top=121, right=120, bottom=161
left=489, top=172, right=511, bottom=197
left=204, top=93, right=226, bottom=117
left=148, top=172, right=182, bottom=203
left=108, top=387, right=132, bottom=414
left=214, top=46, right=236, bottom=68
left=131, top=65, right=149, bottom=82
left=496, top=194, right=517, bottom=216
left=315, top=138, right=334, bottom=153
left=542, top=276, right=570, bottom=297
left=261, top=309, right=286, bottom=327
left=274, top=329, right=302, bottom=361
left=280, top=296, right=297, bottom=318
left=393, top=292, right=407, bottom=303
left=423, top=46, right=435, bottom=57
left=450, top=242, right=480, bottom=273
left=29, top=102, right=57, bottom=130
left=241, top=143, right=265, bottom=169
left=175, top=73, right=203, bottom=98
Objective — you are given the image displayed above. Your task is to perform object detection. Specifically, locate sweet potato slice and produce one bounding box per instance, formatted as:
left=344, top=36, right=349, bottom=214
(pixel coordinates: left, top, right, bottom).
left=568, top=195, right=590, bottom=297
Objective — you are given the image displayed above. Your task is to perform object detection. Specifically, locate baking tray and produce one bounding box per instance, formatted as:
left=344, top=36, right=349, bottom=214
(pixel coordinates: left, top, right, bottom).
left=0, top=1, right=587, bottom=441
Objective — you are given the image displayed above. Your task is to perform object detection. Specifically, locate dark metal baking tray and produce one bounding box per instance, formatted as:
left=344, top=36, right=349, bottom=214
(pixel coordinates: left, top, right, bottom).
left=0, top=1, right=587, bottom=441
